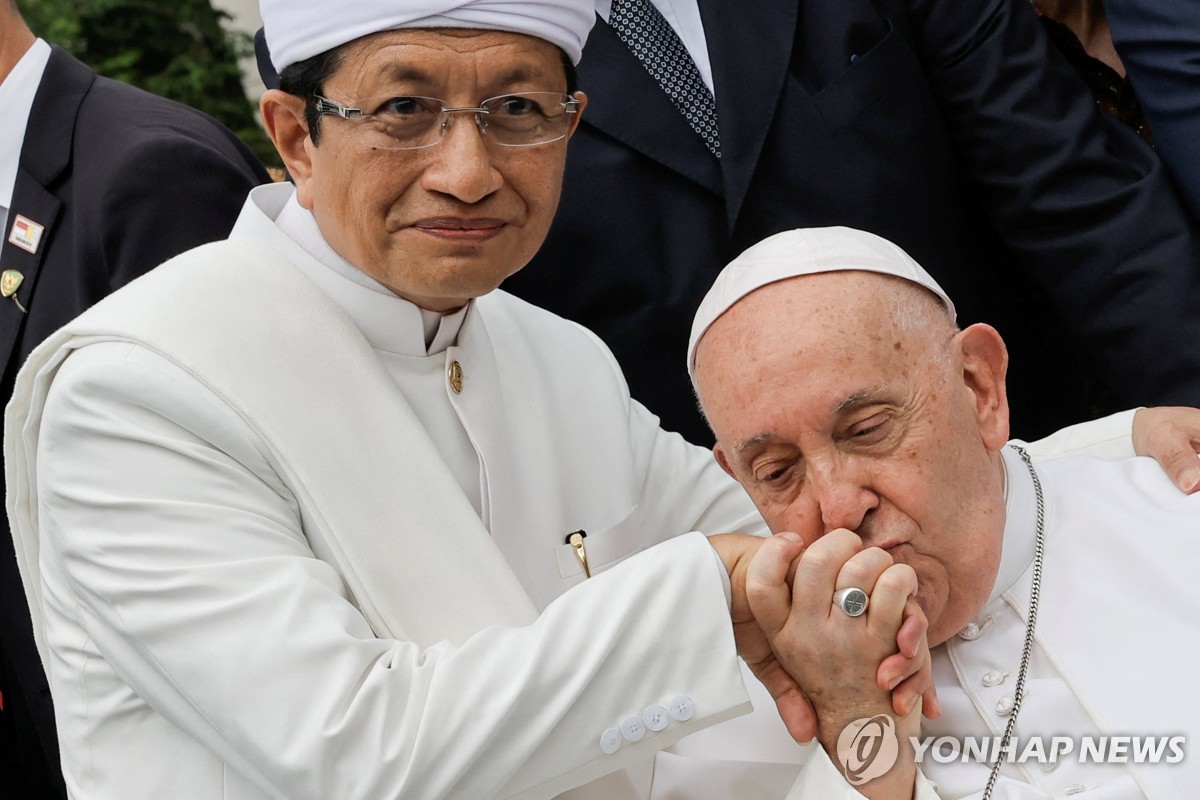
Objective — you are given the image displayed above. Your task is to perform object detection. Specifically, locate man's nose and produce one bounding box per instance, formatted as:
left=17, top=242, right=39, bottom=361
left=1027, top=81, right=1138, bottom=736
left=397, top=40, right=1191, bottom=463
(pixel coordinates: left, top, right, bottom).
left=421, top=113, right=504, bottom=203
left=809, top=460, right=879, bottom=534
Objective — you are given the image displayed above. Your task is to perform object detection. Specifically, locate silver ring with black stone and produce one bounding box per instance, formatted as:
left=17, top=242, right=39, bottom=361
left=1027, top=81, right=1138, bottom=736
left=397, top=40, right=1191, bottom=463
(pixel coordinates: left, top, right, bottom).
left=833, top=587, right=869, bottom=617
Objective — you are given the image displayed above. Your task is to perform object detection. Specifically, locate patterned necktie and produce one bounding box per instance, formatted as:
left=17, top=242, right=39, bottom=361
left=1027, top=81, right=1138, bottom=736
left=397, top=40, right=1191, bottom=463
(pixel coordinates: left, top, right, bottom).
left=608, top=0, right=722, bottom=157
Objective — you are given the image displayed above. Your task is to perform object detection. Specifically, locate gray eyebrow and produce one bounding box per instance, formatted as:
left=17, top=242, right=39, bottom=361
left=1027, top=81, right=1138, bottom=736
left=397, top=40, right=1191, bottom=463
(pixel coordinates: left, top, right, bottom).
left=834, top=386, right=889, bottom=416
left=732, top=432, right=777, bottom=456
left=732, top=386, right=891, bottom=457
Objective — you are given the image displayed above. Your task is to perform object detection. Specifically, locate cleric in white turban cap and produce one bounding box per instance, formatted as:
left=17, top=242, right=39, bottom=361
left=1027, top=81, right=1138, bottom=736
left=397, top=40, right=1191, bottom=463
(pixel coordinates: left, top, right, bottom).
left=261, top=0, right=596, bottom=71
left=686, top=226, right=958, bottom=378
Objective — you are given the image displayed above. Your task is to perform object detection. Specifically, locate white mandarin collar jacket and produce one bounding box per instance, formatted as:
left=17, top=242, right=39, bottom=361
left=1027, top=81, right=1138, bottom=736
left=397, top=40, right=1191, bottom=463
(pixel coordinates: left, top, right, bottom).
left=5, top=184, right=764, bottom=799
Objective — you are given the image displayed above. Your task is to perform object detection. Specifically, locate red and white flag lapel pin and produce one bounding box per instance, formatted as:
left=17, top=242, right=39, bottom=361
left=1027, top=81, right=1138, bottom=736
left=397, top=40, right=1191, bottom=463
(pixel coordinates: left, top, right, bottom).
left=8, top=214, right=45, bottom=255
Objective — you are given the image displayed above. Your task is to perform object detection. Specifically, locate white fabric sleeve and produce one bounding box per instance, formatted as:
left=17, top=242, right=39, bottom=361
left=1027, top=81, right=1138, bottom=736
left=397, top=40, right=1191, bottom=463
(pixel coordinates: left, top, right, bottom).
left=708, top=545, right=733, bottom=607
left=1020, top=408, right=1138, bottom=460
left=782, top=743, right=868, bottom=799
left=569, top=320, right=767, bottom=545
left=35, top=342, right=751, bottom=800
left=630, top=396, right=767, bottom=539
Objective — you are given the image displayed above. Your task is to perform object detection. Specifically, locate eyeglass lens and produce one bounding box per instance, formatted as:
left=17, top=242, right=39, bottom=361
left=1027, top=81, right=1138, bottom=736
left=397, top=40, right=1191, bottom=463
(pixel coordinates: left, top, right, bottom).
left=344, top=93, right=575, bottom=150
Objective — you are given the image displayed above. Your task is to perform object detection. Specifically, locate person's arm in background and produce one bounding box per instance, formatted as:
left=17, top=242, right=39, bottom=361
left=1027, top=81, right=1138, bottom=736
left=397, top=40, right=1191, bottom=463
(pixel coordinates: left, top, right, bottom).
left=1105, top=0, right=1200, bottom=219
left=1022, top=407, right=1200, bottom=492
left=905, top=0, right=1200, bottom=411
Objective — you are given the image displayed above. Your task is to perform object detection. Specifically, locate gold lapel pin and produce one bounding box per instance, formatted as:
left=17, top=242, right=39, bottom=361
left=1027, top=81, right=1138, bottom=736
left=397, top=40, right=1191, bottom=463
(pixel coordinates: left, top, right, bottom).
left=1, top=269, right=26, bottom=313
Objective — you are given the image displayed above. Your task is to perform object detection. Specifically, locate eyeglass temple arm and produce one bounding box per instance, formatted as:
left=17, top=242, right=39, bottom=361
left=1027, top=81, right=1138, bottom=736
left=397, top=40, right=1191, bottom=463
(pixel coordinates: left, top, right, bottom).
left=313, top=96, right=365, bottom=120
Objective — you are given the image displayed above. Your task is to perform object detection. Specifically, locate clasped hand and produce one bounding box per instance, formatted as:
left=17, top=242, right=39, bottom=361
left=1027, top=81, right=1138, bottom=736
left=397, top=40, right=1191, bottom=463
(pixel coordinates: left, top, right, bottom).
left=710, top=531, right=939, bottom=750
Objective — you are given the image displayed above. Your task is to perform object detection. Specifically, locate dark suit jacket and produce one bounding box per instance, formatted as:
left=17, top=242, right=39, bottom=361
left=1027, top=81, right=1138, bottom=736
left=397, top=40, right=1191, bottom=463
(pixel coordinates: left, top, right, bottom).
left=1106, top=0, right=1200, bottom=218
left=0, top=46, right=268, bottom=798
left=507, top=0, right=1200, bottom=445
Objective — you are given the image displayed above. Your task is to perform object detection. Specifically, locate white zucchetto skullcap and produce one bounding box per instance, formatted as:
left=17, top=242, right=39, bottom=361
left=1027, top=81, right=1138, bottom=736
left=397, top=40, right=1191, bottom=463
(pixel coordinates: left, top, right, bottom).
left=687, top=226, right=957, bottom=377
left=261, top=0, right=596, bottom=72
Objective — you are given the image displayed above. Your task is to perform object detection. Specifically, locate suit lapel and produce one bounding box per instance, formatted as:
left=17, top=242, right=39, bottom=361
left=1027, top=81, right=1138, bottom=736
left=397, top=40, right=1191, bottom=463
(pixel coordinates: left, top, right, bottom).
left=700, top=0, right=799, bottom=228
left=577, top=15, right=723, bottom=195
left=0, top=48, right=93, bottom=369
left=0, top=184, right=59, bottom=357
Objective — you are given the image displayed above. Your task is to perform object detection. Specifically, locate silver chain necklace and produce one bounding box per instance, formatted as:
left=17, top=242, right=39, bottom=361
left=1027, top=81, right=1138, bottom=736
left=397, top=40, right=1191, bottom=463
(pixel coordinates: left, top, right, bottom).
left=981, top=444, right=1046, bottom=800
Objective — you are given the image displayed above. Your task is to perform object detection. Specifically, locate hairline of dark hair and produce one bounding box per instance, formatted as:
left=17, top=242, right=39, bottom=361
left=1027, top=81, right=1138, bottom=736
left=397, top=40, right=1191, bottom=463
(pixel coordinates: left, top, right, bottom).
left=278, top=39, right=579, bottom=145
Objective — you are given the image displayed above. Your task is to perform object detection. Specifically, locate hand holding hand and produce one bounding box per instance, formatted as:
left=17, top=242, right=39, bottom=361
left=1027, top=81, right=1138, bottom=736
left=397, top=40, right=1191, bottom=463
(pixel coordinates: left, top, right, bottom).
left=709, top=533, right=819, bottom=743
left=744, top=531, right=937, bottom=747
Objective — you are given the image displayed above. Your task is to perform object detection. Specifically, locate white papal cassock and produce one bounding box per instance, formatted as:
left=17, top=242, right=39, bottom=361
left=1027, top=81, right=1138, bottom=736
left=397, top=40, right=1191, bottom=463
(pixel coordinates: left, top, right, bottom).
left=656, top=447, right=1199, bottom=800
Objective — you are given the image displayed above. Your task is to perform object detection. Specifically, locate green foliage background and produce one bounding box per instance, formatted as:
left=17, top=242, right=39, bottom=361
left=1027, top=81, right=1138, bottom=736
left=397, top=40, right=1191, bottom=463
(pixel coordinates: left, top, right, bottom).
left=18, top=0, right=279, bottom=167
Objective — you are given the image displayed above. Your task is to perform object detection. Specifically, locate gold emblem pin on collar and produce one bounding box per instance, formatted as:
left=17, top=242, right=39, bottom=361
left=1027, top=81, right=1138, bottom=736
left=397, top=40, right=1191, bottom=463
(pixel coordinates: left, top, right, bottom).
left=1, top=270, right=26, bottom=313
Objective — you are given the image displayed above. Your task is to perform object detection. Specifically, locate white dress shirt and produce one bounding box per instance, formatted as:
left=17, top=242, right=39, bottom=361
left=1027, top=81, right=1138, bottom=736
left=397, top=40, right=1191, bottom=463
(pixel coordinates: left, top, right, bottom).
left=0, top=37, right=51, bottom=259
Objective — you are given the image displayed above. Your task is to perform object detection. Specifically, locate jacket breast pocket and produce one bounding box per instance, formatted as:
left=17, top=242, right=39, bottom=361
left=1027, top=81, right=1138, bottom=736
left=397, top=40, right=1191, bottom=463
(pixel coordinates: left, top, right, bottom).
left=554, top=507, right=643, bottom=579
left=811, top=21, right=915, bottom=128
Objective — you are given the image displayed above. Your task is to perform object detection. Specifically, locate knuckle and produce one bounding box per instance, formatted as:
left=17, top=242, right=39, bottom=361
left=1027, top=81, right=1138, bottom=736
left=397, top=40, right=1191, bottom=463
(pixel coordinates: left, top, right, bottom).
left=745, top=579, right=775, bottom=606
left=802, top=547, right=845, bottom=576
left=875, top=570, right=906, bottom=595
left=823, top=528, right=864, bottom=551
left=1164, top=449, right=1192, bottom=469
left=874, top=563, right=914, bottom=595
left=837, top=560, right=875, bottom=588
left=894, top=562, right=919, bottom=586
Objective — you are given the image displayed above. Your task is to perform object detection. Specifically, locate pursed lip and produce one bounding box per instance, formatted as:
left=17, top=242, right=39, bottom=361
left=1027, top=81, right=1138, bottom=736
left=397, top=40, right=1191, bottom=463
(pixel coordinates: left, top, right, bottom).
left=412, top=217, right=508, bottom=240
left=874, top=539, right=911, bottom=557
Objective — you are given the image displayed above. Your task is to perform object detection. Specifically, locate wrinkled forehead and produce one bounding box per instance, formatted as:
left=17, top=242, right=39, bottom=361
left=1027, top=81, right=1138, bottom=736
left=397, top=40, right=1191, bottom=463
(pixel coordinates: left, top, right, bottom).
left=697, top=272, right=907, bottom=365
left=693, top=273, right=944, bottom=418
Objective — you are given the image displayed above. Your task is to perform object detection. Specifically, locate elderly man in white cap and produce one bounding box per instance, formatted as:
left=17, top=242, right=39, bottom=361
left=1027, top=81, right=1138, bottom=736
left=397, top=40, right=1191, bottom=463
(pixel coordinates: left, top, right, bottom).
left=686, top=227, right=1200, bottom=799
left=4, top=3, right=1197, bottom=799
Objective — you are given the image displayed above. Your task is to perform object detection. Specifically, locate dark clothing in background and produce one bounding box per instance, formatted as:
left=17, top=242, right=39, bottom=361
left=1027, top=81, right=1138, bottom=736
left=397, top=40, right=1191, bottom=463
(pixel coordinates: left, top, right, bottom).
left=0, top=45, right=269, bottom=798
left=1105, top=0, right=1200, bottom=218
left=1038, top=13, right=1150, bottom=141
left=507, top=0, right=1200, bottom=445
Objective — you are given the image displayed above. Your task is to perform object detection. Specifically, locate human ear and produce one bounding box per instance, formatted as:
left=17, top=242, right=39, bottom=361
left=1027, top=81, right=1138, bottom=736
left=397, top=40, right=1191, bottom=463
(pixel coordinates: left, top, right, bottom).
left=565, top=90, right=588, bottom=140
left=956, top=323, right=1010, bottom=451
left=260, top=90, right=316, bottom=208
left=714, top=443, right=737, bottom=479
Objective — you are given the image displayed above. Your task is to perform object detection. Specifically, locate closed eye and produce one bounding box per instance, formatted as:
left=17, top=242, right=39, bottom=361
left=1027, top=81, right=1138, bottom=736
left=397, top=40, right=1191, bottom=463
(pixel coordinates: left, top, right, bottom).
left=754, top=461, right=797, bottom=486
left=846, top=413, right=892, bottom=445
